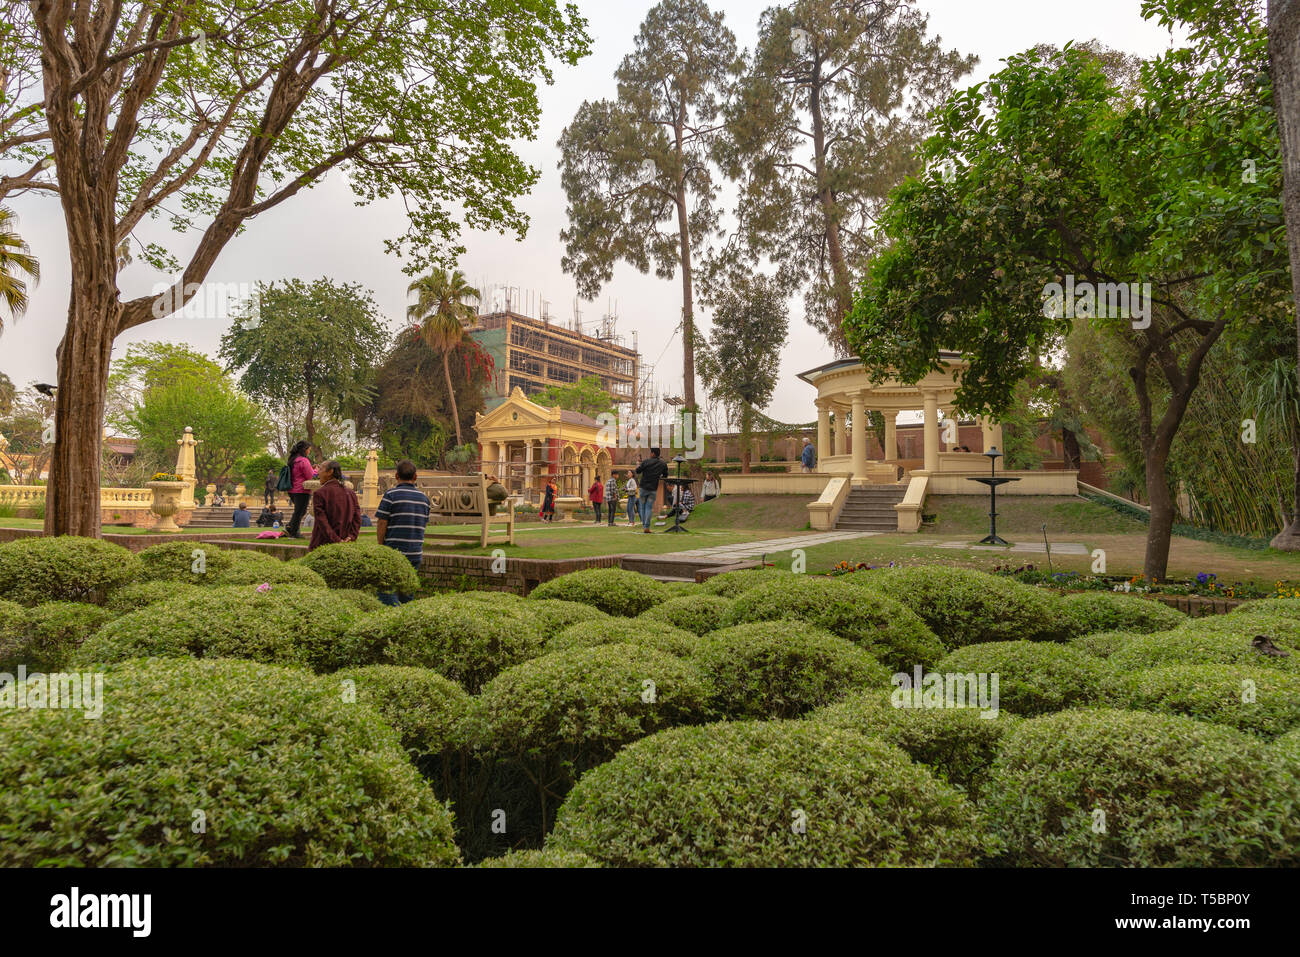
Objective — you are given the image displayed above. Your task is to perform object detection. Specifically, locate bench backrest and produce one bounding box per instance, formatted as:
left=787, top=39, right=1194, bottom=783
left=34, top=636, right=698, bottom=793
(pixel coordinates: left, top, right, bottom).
left=417, top=473, right=489, bottom=517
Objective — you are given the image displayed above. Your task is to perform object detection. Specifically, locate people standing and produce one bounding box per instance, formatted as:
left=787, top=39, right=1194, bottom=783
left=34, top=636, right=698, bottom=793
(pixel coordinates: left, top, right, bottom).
left=624, top=470, right=638, bottom=526
left=540, top=480, right=557, bottom=522
left=375, top=460, right=431, bottom=606
left=264, top=469, right=277, bottom=508
left=604, top=473, right=620, bottom=527
left=285, top=440, right=317, bottom=539
left=801, top=437, right=817, bottom=473
left=634, top=448, right=669, bottom=535
left=308, top=460, right=362, bottom=550
left=588, top=477, right=605, bottom=524
left=701, top=471, right=719, bottom=502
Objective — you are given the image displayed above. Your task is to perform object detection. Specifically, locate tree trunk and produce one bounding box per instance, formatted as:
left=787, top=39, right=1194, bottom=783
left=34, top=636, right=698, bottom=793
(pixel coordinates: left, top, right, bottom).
left=673, top=113, right=698, bottom=412
left=443, top=350, right=463, bottom=446
left=809, top=67, right=852, bottom=351
left=1062, top=428, right=1082, bottom=471
left=1269, top=0, right=1300, bottom=549
left=740, top=405, right=752, bottom=474
left=1142, top=440, right=1176, bottom=582
left=304, top=380, right=317, bottom=446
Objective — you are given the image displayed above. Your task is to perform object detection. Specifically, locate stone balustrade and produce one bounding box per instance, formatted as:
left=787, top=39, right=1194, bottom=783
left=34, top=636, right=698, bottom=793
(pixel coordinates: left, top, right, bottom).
left=0, top=486, right=155, bottom=509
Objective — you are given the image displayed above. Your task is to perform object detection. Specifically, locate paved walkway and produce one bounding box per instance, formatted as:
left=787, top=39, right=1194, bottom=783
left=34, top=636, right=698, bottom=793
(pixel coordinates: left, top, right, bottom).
left=663, top=533, right=1089, bottom=561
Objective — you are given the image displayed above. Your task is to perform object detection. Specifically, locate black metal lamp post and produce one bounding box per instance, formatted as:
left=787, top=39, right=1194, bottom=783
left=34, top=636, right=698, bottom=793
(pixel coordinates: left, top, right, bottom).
left=662, top=455, right=691, bottom=534
left=967, top=447, right=1020, bottom=546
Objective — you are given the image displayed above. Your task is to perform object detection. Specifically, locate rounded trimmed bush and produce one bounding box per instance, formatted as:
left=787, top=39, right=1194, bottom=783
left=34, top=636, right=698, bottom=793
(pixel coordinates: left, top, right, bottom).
left=549, top=721, right=985, bottom=867
left=527, top=568, right=668, bottom=616
left=1108, top=665, right=1300, bottom=739
left=698, top=568, right=801, bottom=598
left=104, top=580, right=199, bottom=615
left=726, top=576, right=945, bottom=671
left=332, top=589, right=386, bottom=614
left=848, top=565, right=1072, bottom=647
left=1068, top=629, right=1138, bottom=660
left=367, top=594, right=546, bottom=693
left=210, top=551, right=328, bottom=587
left=1057, top=592, right=1187, bottom=636
left=0, top=602, right=113, bottom=673
left=0, top=536, right=140, bottom=606
left=982, top=708, right=1300, bottom=866
left=137, top=541, right=234, bottom=583
left=0, top=657, right=459, bottom=866
left=73, top=584, right=371, bottom=673
left=689, top=622, right=892, bottom=719
left=296, top=542, right=421, bottom=594
left=1275, top=728, right=1300, bottom=765
left=0, top=600, right=28, bottom=668
left=333, top=665, right=470, bottom=758
left=935, top=641, right=1112, bottom=716
left=1109, top=615, right=1300, bottom=674
left=475, top=848, right=601, bottom=868
left=525, top=598, right=611, bottom=640
left=642, top=594, right=735, bottom=636
left=809, top=689, right=1020, bottom=796
left=548, top=618, right=701, bottom=658
left=1230, top=598, right=1300, bottom=619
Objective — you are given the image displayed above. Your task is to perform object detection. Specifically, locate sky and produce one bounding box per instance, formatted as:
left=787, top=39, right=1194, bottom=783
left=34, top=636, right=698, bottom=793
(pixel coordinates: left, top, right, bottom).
left=1, top=0, right=1181, bottom=424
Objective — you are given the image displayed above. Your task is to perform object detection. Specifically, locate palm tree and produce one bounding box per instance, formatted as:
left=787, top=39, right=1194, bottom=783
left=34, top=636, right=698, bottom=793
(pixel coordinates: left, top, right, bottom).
left=406, top=268, right=480, bottom=446
left=0, top=206, right=40, bottom=328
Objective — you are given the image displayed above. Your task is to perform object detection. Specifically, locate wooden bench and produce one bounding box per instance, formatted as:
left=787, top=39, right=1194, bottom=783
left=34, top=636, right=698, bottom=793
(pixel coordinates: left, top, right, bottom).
left=416, top=473, right=515, bottom=548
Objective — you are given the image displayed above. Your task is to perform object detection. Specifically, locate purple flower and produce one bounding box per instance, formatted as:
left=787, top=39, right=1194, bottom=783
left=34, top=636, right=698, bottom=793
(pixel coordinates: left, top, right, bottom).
left=1196, top=572, right=1209, bottom=585
left=256, top=582, right=272, bottom=593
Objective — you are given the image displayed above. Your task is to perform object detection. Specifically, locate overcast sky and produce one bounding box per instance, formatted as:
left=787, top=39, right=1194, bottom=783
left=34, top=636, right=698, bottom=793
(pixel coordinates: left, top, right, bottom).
left=1, top=0, right=1180, bottom=423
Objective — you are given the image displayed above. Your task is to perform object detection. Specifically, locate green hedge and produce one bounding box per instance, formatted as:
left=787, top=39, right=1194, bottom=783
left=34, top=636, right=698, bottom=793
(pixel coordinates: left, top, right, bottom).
left=455, top=592, right=612, bottom=642
left=137, top=541, right=235, bottom=583
left=1057, top=592, right=1187, bottom=636
left=0, top=600, right=23, bottom=669
left=104, top=580, right=200, bottom=615
left=548, top=721, right=985, bottom=867
left=0, top=602, right=113, bottom=673
left=474, top=848, right=602, bottom=868
left=210, top=551, right=328, bottom=588
left=982, top=709, right=1299, bottom=866
left=847, top=566, right=1072, bottom=647
left=1109, top=665, right=1300, bottom=739
left=726, top=576, right=945, bottom=671
left=74, top=584, right=371, bottom=673
left=0, top=537, right=140, bottom=606
left=698, top=568, right=801, bottom=598
left=332, top=589, right=386, bottom=614
left=367, top=594, right=545, bottom=693
left=1068, top=630, right=1139, bottom=660
left=935, top=641, right=1112, bottom=716
left=527, top=568, right=669, bottom=616
left=809, top=690, right=1020, bottom=797
left=296, top=542, right=421, bottom=593
left=1109, top=614, right=1300, bottom=674
left=333, top=665, right=470, bottom=758
left=548, top=618, right=701, bottom=658
left=0, top=658, right=459, bottom=866
left=1231, top=598, right=1300, bottom=619
left=689, top=622, right=891, bottom=719
left=642, top=594, right=735, bottom=635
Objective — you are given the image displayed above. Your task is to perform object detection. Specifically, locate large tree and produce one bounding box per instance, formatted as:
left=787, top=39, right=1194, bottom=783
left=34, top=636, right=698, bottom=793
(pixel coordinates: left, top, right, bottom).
left=407, top=267, right=480, bottom=447
left=719, top=0, right=975, bottom=348
left=1, top=0, right=587, bottom=537
left=846, top=4, right=1289, bottom=581
left=558, top=0, right=738, bottom=413
left=105, top=341, right=224, bottom=432
left=219, top=278, right=388, bottom=447
left=533, top=375, right=618, bottom=420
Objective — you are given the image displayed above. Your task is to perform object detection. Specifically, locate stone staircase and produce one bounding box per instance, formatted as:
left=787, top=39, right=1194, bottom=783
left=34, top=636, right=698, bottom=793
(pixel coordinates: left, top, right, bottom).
left=184, top=505, right=241, bottom=529
left=834, top=484, right=907, bottom=532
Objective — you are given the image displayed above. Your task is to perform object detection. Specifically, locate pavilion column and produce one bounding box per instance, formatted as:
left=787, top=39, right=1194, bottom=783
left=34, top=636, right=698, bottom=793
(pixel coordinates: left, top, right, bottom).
left=833, top=407, right=846, bottom=457
left=884, top=412, right=898, bottom=461
left=922, top=391, right=940, bottom=473
left=816, top=401, right=831, bottom=464
left=851, top=392, right=868, bottom=480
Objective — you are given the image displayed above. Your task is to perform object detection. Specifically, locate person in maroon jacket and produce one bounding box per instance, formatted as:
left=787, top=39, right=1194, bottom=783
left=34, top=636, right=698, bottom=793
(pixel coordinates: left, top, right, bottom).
left=309, top=460, right=361, bottom=550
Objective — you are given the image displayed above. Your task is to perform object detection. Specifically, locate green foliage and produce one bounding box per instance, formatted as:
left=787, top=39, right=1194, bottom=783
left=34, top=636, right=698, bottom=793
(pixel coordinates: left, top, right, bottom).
left=1068, top=629, right=1138, bottom=660
left=73, top=584, right=370, bottom=673
left=548, top=618, right=701, bottom=658
left=1232, top=598, right=1300, bottom=619
left=689, top=622, right=891, bottom=719
left=0, top=600, right=25, bottom=665
left=1109, top=614, right=1300, bottom=674
left=237, top=452, right=284, bottom=492
left=333, top=665, right=471, bottom=759
left=0, top=536, right=140, bottom=606
left=532, top=376, right=618, bottom=420
left=137, top=541, right=236, bottom=583
left=527, top=568, right=669, bottom=616
left=809, top=689, right=1021, bottom=797
left=520, top=598, right=611, bottom=640
left=936, top=642, right=1112, bottom=716
left=105, top=342, right=226, bottom=433
left=1057, top=592, right=1188, bottom=636
left=0, top=658, right=459, bottom=866
left=297, top=543, right=421, bottom=593
left=698, top=568, right=802, bottom=598
left=549, top=721, right=985, bottom=867
left=209, top=551, right=328, bottom=588
left=982, top=709, right=1300, bottom=866
left=475, top=848, right=601, bottom=868
left=0, top=602, right=113, bottom=673
left=852, top=566, right=1071, bottom=648
left=332, top=589, right=387, bottom=614
left=726, top=576, right=945, bottom=671
left=640, top=594, right=735, bottom=636
left=1109, top=664, right=1300, bottom=739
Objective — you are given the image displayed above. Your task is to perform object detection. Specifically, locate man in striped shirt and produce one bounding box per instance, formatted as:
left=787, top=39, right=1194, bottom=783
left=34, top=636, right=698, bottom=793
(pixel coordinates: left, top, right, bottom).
left=375, top=459, right=431, bottom=607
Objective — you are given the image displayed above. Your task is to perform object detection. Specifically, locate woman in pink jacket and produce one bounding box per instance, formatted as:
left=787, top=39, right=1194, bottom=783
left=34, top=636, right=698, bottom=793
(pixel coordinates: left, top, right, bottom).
left=285, top=440, right=318, bottom=539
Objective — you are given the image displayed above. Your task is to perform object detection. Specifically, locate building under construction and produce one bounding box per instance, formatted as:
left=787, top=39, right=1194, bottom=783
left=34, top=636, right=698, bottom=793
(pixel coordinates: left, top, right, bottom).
left=466, top=304, right=641, bottom=413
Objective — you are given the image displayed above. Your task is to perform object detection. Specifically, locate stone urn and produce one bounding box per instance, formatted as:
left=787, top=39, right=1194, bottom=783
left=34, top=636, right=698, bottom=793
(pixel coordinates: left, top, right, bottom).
left=147, top=481, right=188, bottom=532
left=303, top=480, right=322, bottom=493
left=235, top=484, right=247, bottom=497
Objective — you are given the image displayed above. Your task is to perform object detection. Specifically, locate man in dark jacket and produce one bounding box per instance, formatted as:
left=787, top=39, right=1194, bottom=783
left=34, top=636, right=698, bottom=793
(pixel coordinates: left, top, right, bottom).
left=634, top=447, right=669, bottom=534
left=309, top=460, right=362, bottom=550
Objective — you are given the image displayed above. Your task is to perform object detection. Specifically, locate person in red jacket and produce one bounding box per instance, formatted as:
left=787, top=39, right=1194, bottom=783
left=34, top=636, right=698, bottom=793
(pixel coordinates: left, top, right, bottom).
left=309, top=460, right=361, bottom=550
left=588, top=477, right=605, bottom=524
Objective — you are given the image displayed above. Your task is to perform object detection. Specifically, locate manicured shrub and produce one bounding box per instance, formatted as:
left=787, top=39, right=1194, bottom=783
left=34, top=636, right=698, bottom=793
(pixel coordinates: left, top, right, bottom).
left=982, top=709, right=1300, bottom=866
left=935, top=641, right=1112, bottom=716
left=332, top=589, right=386, bottom=614
left=0, top=657, right=459, bottom=866
left=1230, top=598, right=1300, bottom=619
left=210, top=551, right=328, bottom=587
left=548, top=618, right=701, bottom=657
left=137, top=541, right=234, bottom=583
left=659, top=581, right=699, bottom=598
left=367, top=594, right=546, bottom=693
left=475, top=848, right=601, bottom=868
left=0, top=600, right=27, bottom=669
left=527, top=568, right=668, bottom=616
left=1108, top=665, right=1300, bottom=739
left=1057, top=592, right=1187, bottom=636
left=848, top=565, right=1072, bottom=647
left=549, top=721, right=985, bottom=867
left=296, top=542, right=421, bottom=594
left=0, top=602, right=113, bottom=673
left=526, top=598, right=610, bottom=640
left=105, top=579, right=199, bottom=615
left=1274, top=728, right=1300, bottom=765
left=689, top=622, right=891, bottom=719
left=642, top=594, right=735, bottom=635
left=1109, top=615, right=1300, bottom=674
left=333, top=665, right=470, bottom=758
left=726, top=576, right=945, bottom=671
left=0, top=536, right=140, bottom=606
left=1068, top=629, right=1138, bottom=660
left=698, top=568, right=801, bottom=598
left=809, top=689, right=1019, bottom=796
left=74, top=584, right=370, bottom=673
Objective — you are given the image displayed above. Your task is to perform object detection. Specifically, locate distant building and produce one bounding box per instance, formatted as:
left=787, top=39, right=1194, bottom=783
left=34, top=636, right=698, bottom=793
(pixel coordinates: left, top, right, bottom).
left=466, top=310, right=640, bottom=413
